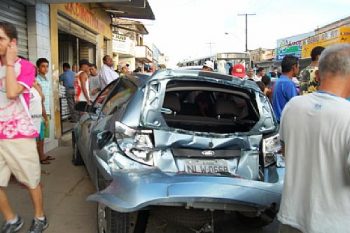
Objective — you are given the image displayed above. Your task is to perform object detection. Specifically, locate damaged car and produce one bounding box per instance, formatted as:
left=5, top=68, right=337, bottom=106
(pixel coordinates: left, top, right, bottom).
left=72, top=69, right=284, bottom=233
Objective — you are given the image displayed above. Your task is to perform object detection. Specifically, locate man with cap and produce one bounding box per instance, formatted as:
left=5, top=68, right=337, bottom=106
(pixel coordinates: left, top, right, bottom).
left=74, top=59, right=91, bottom=105
left=202, top=60, right=214, bottom=72
left=231, top=63, right=246, bottom=79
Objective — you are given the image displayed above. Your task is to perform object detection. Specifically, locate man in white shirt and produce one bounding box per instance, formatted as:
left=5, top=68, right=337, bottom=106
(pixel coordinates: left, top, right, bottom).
left=278, top=44, right=350, bottom=233
left=99, top=55, right=119, bottom=89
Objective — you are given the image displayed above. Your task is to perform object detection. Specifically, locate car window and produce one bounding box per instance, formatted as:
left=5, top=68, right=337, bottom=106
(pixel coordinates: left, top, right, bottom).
left=100, top=79, right=137, bottom=117
left=90, top=81, right=117, bottom=115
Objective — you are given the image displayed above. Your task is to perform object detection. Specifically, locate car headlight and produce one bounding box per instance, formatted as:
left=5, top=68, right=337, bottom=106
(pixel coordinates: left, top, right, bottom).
left=262, top=134, right=284, bottom=167
left=115, top=121, right=155, bottom=166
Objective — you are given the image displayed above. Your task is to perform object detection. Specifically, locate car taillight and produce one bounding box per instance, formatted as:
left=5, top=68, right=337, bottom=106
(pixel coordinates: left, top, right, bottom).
left=262, top=134, right=284, bottom=167
left=115, top=121, right=155, bottom=166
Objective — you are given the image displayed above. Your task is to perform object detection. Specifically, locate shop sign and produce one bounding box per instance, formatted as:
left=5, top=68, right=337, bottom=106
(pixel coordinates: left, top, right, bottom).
left=301, top=27, right=350, bottom=58
left=112, top=34, right=135, bottom=55
left=64, top=3, right=109, bottom=36
left=276, top=32, right=315, bottom=60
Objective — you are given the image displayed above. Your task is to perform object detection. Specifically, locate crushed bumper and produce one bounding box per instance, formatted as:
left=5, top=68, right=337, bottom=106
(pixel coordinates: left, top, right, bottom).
left=87, top=170, right=282, bottom=213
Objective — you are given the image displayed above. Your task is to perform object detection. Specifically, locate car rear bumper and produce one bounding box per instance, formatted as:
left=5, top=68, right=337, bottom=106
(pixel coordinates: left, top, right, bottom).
left=87, top=169, right=282, bottom=213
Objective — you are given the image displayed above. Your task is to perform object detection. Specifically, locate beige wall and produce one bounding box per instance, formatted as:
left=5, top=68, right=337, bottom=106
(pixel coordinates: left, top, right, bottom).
left=50, top=3, right=112, bottom=138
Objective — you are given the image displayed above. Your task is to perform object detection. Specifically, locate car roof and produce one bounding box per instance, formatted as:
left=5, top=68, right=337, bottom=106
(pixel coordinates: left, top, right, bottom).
left=148, top=69, right=261, bottom=92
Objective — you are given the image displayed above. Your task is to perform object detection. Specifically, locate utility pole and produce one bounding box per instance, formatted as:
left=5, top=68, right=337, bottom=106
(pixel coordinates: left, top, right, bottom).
left=206, top=42, right=215, bottom=55
left=238, top=13, right=256, bottom=52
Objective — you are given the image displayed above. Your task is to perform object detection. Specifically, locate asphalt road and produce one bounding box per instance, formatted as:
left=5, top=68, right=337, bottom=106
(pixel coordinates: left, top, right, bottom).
left=0, top=134, right=279, bottom=233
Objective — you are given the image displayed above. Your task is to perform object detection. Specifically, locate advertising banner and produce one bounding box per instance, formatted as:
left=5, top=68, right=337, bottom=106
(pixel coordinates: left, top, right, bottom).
left=301, top=26, right=350, bottom=58
left=276, top=32, right=315, bottom=60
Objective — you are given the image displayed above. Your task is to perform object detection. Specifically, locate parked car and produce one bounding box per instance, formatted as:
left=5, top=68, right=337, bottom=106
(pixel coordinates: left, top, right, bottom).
left=72, top=70, right=284, bottom=233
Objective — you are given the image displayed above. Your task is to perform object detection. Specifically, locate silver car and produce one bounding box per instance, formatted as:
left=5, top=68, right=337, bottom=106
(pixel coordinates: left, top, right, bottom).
left=73, top=70, right=284, bottom=233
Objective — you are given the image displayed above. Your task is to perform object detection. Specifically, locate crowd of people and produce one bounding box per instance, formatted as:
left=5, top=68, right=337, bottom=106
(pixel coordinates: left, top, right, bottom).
left=206, top=45, right=350, bottom=233
left=1, top=18, right=350, bottom=233
left=58, top=55, right=159, bottom=123
left=59, top=55, right=123, bottom=122
left=225, top=46, right=325, bottom=124
left=277, top=44, right=350, bottom=233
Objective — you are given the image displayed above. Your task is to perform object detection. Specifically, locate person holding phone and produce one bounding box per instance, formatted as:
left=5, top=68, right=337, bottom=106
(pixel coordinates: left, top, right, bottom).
left=0, top=22, right=48, bottom=233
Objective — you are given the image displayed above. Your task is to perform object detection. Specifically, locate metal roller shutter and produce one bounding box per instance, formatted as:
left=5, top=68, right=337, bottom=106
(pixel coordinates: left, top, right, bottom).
left=0, top=0, right=28, bottom=58
left=57, top=14, right=97, bottom=45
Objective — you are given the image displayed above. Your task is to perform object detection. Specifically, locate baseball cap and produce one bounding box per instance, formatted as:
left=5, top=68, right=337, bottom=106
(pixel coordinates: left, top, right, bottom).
left=203, top=61, right=214, bottom=71
left=231, top=64, right=246, bottom=78
left=79, top=59, right=92, bottom=67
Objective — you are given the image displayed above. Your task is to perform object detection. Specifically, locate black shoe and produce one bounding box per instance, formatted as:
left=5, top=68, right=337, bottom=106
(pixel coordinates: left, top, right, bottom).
left=1, top=216, right=24, bottom=233
left=28, top=217, right=48, bottom=233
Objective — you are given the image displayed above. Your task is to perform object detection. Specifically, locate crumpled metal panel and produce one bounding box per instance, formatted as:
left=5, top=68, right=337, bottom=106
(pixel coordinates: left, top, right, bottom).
left=90, top=130, right=283, bottom=213
left=87, top=170, right=282, bottom=213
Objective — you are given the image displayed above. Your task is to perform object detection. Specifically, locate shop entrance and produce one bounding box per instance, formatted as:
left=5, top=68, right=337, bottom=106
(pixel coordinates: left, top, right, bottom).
left=58, top=31, right=96, bottom=134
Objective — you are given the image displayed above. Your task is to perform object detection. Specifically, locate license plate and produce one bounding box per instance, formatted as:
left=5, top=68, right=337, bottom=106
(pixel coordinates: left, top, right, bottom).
left=183, top=160, right=229, bottom=174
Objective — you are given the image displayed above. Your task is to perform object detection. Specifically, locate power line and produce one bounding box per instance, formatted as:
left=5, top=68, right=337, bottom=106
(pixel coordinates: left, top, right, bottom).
left=238, top=13, right=256, bottom=52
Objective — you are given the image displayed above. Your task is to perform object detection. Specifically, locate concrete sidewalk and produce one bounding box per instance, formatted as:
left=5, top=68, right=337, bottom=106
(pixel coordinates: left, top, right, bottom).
left=0, top=134, right=97, bottom=233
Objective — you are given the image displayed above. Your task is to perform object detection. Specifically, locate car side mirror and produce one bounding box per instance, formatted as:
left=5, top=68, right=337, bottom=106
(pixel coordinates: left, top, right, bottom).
left=75, top=102, right=88, bottom=112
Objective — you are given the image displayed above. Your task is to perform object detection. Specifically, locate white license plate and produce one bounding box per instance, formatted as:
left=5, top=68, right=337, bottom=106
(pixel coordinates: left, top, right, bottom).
left=183, top=160, right=229, bottom=174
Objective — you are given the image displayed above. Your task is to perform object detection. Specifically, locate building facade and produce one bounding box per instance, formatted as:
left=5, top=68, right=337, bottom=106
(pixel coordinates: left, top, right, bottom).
left=0, top=0, right=155, bottom=152
left=249, top=48, right=275, bottom=63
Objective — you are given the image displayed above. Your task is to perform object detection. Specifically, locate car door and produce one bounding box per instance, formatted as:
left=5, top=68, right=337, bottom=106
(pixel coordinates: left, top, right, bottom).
left=89, top=78, right=138, bottom=186
left=77, top=80, right=118, bottom=178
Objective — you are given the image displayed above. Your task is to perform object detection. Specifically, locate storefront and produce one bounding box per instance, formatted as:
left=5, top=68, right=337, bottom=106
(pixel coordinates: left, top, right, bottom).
left=50, top=3, right=113, bottom=137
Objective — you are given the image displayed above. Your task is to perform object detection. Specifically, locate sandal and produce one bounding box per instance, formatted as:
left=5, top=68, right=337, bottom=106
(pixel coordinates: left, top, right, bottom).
left=40, top=159, right=51, bottom=165
left=45, top=156, right=56, bottom=161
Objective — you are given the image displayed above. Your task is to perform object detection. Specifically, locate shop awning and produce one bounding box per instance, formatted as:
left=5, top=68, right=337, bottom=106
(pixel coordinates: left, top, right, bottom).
left=30, top=0, right=155, bottom=20
left=112, top=18, right=149, bottom=35
left=99, top=1, right=155, bottom=20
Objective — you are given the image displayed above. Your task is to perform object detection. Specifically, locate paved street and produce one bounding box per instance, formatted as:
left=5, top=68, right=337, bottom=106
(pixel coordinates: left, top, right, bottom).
left=0, top=134, right=279, bottom=233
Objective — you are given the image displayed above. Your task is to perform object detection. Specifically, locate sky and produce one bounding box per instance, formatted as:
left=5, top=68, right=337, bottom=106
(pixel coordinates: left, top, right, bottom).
left=141, top=0, right=350, bottom=67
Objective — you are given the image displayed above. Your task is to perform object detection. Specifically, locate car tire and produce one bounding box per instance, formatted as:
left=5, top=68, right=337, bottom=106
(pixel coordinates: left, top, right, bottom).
left=97, top=203, right=131, bottom=233
left=72, top=132, right=84, bottom=166
left=96, top=171, right=139, bottom=233
left=237, top=206, right=277, bottom=228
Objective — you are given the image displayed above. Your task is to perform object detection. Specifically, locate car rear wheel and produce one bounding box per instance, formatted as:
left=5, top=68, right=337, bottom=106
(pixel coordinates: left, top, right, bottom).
left=97, top=203, right=131, bottom=233
left=72, top=132, right=84, bottom=166
left=96, top=171, right=140, bottom=233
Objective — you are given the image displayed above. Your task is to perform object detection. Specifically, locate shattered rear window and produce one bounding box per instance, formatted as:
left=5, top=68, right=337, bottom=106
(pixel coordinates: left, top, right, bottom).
left=161, top=80, right=260, bottom=133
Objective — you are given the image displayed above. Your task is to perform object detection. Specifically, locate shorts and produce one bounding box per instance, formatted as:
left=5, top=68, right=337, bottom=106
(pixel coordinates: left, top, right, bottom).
left=0, top=138, right=41, bottom=189
left=36, top=120, right=45, bottom=141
